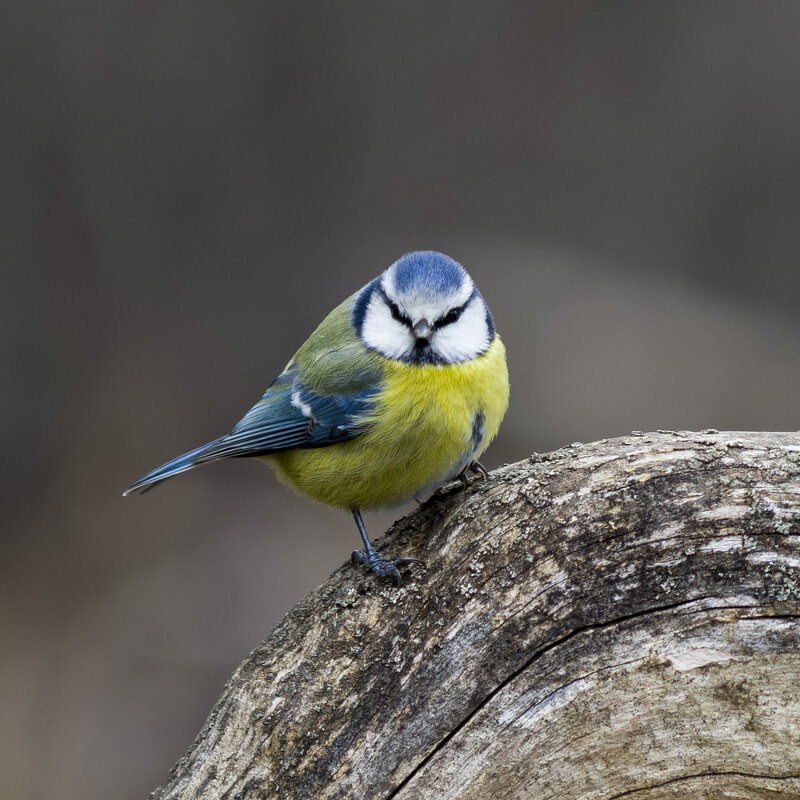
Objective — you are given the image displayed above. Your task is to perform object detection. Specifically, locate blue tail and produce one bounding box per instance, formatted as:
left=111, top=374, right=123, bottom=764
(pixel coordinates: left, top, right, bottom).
left=123, top=437, right=226, bottom=495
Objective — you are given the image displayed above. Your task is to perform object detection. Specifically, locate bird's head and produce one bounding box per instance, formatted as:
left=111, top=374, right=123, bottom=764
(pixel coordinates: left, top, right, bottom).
left=354, top=251, right=495, bottom=364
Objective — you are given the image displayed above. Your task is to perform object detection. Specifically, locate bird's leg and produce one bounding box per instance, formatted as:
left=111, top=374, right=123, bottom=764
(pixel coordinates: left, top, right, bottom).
left=456, top=459, right=490, bottom=487
left=350, top=508, right=423, bottom=585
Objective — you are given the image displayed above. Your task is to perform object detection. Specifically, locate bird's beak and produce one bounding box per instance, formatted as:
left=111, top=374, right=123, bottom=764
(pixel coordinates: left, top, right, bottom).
left=413, top=318, right=433, bottom=342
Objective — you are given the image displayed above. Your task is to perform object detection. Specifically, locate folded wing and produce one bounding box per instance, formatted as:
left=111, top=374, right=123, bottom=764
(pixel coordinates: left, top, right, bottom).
left=123, top=364, right=378, bottom=495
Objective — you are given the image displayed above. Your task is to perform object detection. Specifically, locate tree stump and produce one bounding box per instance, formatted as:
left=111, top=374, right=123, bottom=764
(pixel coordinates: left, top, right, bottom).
left=151, top=431, right=800, bottom=800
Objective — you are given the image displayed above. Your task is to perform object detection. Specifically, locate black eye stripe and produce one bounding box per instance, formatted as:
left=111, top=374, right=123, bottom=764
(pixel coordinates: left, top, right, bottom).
left=376, top=283, right=475, bottom=330
left=436, top=310, right=458, bottom=327
left=377, top=286, right=412, bottom=327
left=388, top=300, right=413, bottom=326
left=389, top=301, right=405, bottom=322
left=434, top=301, right=469, bottom=329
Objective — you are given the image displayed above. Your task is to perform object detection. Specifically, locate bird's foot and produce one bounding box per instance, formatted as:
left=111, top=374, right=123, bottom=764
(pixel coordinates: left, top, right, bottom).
left=457, top=459, right=490, bottom=488
left=470, top=460, right=490, bottom=480
left=351, top=548, right=424, bottom=585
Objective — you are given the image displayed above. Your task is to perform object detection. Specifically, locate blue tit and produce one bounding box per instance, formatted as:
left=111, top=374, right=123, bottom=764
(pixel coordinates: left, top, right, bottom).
left=125, top=251, right=509, bottom=582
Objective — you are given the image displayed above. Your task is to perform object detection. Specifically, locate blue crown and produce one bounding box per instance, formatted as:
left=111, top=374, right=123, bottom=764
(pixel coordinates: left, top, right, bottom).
left=391, top=251, right=467, bottom=296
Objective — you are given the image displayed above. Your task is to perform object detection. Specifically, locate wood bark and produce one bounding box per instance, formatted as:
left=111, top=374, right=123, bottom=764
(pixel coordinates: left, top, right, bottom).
left=151, top=431, right=800, bottom=800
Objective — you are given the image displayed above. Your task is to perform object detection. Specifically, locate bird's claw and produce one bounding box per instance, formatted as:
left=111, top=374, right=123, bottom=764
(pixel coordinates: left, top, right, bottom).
left=470, top=460, right=490, bottom=480
left=458, top=459, right=490, bottom=488
left=351, top=549, right=425, bottom=585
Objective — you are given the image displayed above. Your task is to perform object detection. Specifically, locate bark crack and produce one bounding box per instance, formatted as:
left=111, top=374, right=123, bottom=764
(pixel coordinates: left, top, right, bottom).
left=386, top=595, right=713, bottom=798
left=606, top=770, right=800, bottom=799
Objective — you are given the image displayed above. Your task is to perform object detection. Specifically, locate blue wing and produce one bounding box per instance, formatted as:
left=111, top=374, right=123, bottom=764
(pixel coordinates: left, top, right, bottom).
left=205, top=374, right=376, bottom=457
left=123, top=366, right=378, bottom=495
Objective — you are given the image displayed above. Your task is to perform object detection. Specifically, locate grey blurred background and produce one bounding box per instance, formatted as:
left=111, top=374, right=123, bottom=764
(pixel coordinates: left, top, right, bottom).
left=2, top=2, right=799, bottom=798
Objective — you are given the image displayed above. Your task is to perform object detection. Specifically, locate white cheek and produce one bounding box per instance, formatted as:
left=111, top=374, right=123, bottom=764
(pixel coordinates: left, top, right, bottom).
left=433, top=301, right=490, bottom=362
left=361, top=294, right=413, bottom=358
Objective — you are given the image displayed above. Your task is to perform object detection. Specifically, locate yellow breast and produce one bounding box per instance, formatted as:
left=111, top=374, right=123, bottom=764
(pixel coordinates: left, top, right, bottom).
left=267, top=336, right=509, bottom=509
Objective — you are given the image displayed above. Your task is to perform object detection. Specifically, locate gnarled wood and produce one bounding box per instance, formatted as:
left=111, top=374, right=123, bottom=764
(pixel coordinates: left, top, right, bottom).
left=151, top=431, right=800, bottom=800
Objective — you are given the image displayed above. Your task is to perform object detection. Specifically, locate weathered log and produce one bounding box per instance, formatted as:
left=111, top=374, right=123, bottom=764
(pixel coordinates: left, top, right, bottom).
left=151, top=431, right=800, bottom=800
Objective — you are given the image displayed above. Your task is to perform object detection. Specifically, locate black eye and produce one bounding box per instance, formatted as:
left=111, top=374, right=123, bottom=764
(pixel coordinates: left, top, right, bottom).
left=389, top=302, right=406, bottom=324
left=436, top=307, right=462, bottom=328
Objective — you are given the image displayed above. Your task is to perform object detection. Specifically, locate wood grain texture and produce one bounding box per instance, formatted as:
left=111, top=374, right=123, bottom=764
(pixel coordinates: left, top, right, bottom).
left=151, top=431, right=800, bottom=800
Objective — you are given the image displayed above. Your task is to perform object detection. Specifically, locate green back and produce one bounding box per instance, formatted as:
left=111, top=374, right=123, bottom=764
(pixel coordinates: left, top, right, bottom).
left=287, top=293, right=385, bottom=396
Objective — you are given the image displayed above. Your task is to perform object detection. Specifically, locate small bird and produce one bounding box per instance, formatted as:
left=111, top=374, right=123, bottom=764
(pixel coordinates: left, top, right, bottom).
left=125, top=251, right=509, bottom=582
